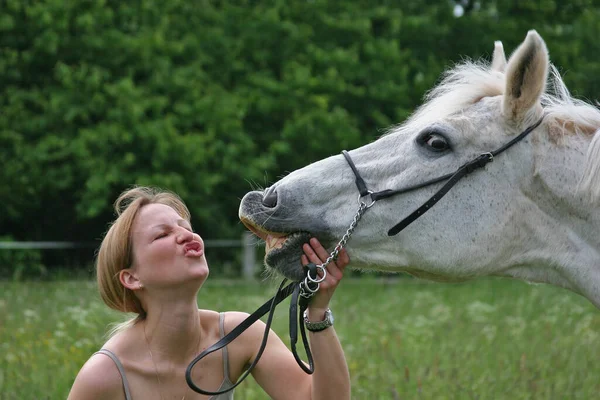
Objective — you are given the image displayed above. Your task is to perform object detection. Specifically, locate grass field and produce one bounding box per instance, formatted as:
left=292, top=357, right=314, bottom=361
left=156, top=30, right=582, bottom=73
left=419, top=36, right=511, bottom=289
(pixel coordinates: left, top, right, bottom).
left=1, top=276, right=599, bottom=399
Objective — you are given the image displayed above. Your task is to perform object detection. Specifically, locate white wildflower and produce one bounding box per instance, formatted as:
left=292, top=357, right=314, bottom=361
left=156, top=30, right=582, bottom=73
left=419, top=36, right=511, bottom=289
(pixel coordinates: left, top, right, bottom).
left=481, top=325, right=497, bottom=342
left=466, top=301, right=496, bottom=323
left=54, top=330, right=66, bottom=338
left=429, top=303, right=452, bottom=324
left=23, top=309, right=39, bottom=319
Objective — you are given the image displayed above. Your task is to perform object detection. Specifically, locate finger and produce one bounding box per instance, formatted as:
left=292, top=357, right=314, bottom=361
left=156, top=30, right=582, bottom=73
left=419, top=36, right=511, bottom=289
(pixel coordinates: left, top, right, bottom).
left=309, top=237, right=331, bottom=262
left=302, top=247, right=336, bottom=291
left=327, top=262, right=344, bottom=281
left=327, top=250, right=348, bottom=280
left=321, top=271, right=341, bottom=290
left=336, top=249, right=350, bottom=269
left=302, top=253, right=325, bottom=282
left=303, top=243, right=322, bottom=265
left=301, top=254, right=308, bottom=266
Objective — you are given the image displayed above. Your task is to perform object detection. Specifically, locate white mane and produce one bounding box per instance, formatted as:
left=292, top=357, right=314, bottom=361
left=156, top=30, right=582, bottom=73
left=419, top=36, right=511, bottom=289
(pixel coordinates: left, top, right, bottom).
left=239, top=31, right=600, bottom=309
left=388, top=60, right=600, bottom=202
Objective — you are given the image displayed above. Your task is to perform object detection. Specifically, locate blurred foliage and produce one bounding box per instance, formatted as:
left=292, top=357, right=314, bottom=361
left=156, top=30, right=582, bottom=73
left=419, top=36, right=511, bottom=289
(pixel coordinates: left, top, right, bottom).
left=0, top=236, right=46, bottom=280
left=0, top=0, right=599, bottom=273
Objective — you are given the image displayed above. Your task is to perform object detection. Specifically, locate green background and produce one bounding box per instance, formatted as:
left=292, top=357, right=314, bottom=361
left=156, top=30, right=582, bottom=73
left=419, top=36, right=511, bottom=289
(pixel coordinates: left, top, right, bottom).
left=2, top=0, right=599, bottom=276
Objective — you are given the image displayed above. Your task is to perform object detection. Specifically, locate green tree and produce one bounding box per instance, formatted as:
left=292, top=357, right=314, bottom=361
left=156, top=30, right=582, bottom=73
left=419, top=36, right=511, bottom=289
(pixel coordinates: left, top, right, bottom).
left=1, top=0, right=598, bottom=274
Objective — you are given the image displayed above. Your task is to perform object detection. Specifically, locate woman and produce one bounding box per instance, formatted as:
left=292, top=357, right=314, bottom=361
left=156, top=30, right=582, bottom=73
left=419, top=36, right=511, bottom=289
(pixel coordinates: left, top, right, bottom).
left=68, top=186, right=351, bottom=400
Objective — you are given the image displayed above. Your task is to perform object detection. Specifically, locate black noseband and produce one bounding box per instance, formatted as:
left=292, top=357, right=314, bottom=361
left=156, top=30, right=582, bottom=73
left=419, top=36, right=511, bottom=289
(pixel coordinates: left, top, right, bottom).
left=342, top=115, right=545, bottom=236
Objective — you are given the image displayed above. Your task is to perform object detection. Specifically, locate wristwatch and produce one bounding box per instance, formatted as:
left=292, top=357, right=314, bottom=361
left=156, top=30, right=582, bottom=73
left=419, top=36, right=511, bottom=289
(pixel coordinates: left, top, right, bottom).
left=303, top=308, right=334, bottom=332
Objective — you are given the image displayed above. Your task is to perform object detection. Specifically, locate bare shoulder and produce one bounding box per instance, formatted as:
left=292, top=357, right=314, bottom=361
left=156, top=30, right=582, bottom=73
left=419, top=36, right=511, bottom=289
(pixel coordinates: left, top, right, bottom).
left=198, top=308, right=221, bottom=321
left=220, top=311, right=269, bottom=336
left=67, top=352, right=125, bottom=400
left=198, top=309, right=257, bottom=332
left=197, top=308, right=223, bottom=333
left=220, top=310, right=284, bottom=349
left=221, top=310, right=251, bottom=328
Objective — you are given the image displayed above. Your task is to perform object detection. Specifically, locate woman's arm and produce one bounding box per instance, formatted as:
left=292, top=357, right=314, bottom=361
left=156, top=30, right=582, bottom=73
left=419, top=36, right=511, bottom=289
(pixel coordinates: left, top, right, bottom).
left=67, top=354, right=126, bottom=400
left=242, top=238, right=351, bottom=400
left=302, top=238, right=351, bottom=400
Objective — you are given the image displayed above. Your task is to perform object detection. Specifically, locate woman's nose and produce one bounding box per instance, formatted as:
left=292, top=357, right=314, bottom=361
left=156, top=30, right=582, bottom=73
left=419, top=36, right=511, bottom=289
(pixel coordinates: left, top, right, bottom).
left=176, top=228, right=194, bottom=243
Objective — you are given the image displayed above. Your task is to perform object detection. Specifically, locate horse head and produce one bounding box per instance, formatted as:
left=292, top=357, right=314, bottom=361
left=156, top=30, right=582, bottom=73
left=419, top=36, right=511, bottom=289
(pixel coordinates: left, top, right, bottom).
left=239, top=31, right=600, bottom=308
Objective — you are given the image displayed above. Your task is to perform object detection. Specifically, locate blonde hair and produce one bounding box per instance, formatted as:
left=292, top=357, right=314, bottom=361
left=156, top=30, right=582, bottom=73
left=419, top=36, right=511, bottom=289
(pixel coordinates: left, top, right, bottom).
left=96, top=186, right=191, bottom=334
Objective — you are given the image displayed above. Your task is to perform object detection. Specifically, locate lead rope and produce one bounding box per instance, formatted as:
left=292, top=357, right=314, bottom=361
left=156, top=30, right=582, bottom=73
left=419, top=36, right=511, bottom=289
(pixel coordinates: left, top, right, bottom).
left=186, top=194, right=371, bottom=394
left=187, top=116, right=545, bottom=395
left=186, top=279, right=294, bottom=395
left=186, top=268, right=321, bottom=395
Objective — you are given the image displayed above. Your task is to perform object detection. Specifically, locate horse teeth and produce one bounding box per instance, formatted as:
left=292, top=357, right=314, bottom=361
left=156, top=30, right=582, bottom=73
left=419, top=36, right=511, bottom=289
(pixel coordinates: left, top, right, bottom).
left=265, top=236, right=287, bottom=253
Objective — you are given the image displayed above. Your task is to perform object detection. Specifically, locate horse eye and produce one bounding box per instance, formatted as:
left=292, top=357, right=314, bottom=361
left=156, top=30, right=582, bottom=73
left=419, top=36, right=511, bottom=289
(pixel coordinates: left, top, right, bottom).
left=417, top=130, right=450, bottom=153
left=427, top=135, right=448, bottom=150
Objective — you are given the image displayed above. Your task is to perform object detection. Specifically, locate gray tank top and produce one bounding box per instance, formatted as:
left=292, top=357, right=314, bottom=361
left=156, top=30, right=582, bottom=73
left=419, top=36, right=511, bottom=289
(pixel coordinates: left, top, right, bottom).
left=94, top=313, right=235, bottom=400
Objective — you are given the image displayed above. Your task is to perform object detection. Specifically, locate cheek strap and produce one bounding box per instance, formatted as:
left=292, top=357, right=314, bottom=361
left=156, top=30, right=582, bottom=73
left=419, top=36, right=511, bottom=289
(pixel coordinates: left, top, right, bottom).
left=342, top=115, right=545, bottom=236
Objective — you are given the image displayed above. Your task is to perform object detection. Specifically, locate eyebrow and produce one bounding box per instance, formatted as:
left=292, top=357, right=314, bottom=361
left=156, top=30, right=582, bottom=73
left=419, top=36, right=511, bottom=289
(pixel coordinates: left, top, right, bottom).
left=150, top=220, right=192, bottom=231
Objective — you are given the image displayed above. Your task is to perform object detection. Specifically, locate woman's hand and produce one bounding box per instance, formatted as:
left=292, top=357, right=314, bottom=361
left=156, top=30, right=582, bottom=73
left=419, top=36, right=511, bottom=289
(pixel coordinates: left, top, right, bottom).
left=248, top=236, right=351, bottom=399
left=300, top=237, right=350, bottom=315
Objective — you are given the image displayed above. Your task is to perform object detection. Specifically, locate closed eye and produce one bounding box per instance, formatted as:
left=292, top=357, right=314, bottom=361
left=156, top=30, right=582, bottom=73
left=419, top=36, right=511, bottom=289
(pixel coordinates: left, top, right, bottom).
left=417, top=128, right=451, bottom=153
left=154, top=232, right=169, bottom=240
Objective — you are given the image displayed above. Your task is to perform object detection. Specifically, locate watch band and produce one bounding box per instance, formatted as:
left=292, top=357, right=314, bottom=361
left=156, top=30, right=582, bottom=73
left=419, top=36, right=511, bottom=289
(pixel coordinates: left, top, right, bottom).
left=303, top=308, right=334, bottom=332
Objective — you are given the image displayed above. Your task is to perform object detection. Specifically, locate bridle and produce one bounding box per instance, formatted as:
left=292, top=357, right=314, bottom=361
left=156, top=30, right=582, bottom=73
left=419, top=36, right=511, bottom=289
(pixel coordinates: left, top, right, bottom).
left=186, top=115, right=545, bottom=395
left=301, top=114, right=545, bottom=290
left=343, top=115, right=545, bottom=237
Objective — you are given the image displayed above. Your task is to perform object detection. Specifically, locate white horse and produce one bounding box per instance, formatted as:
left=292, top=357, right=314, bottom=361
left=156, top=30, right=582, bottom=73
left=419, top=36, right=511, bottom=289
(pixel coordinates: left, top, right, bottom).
left=239, top=30, right=600, bottom=308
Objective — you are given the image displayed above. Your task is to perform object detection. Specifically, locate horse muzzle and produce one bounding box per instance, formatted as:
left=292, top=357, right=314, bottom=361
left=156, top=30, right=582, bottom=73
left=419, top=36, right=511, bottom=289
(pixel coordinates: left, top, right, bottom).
left=239, top=190, right=311, bottom=281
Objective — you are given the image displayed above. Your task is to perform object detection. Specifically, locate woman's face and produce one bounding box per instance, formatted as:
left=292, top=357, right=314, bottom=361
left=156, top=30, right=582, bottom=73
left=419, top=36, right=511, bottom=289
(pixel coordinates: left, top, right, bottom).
left=130, top=203, right=209, bottom=289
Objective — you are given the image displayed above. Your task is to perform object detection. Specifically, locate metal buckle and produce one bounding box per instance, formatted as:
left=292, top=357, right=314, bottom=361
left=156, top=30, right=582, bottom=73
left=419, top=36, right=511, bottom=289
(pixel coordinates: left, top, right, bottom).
left=300, top=280, right=319, bottom=298
left=306, top=265, right=327, bottom=284
left=358, top=191, right=376, bottom=209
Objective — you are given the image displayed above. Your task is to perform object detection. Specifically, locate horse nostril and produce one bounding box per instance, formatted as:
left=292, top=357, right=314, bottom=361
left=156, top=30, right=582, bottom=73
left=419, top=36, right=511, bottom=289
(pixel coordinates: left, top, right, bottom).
left=262, top=187, right=278, bottom=208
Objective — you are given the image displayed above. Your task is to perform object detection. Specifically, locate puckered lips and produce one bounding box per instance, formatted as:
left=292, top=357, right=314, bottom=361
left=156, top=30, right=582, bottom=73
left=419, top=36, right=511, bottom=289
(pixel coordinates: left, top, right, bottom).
left=183, top=241, right=204, bottom=257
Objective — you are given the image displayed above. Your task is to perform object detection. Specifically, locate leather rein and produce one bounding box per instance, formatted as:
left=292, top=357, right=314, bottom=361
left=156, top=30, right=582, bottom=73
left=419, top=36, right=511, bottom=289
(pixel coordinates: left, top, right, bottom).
left=186, top=265, right=320, bottom=395
left=186, top=115, right=545, bottom=395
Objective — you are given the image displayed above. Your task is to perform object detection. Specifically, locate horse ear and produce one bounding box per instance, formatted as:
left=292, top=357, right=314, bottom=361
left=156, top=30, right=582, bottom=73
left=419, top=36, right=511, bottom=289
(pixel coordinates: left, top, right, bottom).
left=503, top=30, right=549, bottom=123
left=491, top=41, right=507, bottom=72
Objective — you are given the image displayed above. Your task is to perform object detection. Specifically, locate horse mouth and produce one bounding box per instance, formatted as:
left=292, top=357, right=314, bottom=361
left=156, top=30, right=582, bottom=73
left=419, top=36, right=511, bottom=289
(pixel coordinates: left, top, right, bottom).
left=240, top=218, right=309, bottom=280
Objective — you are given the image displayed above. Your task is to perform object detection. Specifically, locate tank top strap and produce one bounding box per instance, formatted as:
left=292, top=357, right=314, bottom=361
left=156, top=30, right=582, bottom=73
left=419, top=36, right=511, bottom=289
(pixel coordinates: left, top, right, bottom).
left=94, top=349, right=132, bottom=400
left=218, top=312, right=233, bottom=384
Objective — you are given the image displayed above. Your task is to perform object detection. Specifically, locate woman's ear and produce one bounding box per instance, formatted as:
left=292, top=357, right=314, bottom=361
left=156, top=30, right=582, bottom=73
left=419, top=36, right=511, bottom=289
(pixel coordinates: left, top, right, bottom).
left=119, top=269, right=143, bottom=291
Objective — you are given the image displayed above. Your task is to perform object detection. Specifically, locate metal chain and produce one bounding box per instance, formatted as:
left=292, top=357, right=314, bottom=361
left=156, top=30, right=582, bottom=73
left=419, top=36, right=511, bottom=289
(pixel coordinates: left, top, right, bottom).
left=300, top=194, right=374, bottom=297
